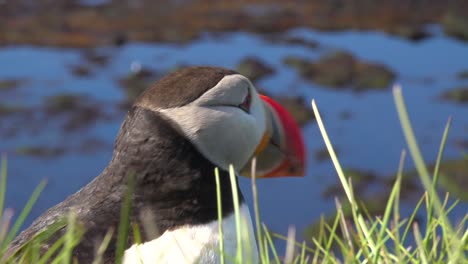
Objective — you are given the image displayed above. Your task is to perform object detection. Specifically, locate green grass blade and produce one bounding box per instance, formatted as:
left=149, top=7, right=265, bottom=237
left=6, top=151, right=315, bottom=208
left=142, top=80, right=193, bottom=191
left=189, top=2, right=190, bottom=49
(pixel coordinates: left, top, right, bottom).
left=460, top=228, right=468, bottom=252
left=262, top=224, right=280, bottom=263
left=392, top=85, right=466, bottom=262
left=18, top=245, right=33, bottom=264
left=131, top=223, right=141, bottom=245
left=449, top=229, right=468, bottom=264
left=328, top=211, right=343, bottom=253
left=312, top=99, right=373, bottom=259
left=37, top=235, right=66, bottom=264
left=228, top=165, right=243, bottom=263
left=250, top=158, right=267, bottom=264
left=311, top=100, right=354, bottom=205
left=334, top=199, right=352, bottom=251
left=1, top=179, right=47, bottom=251
left=393, top=86, right=453, bottom=235
left=299, top=241, right=307, bottom=264
left=62, top=212, right=77, bottom=264
left=347, top=178, right=371, bottom=260
left=214, top=168, right=225, bottom=264
left=262, top=233, right=269, bottom=263
left=431, top=116, right=451, bottom=203
left=444, top=199, right=459, bottom=217
left=240, top=216, right=254, bottom=264
left=269, top=232, right=315, bottom=254
left=115, top=174, right=134, bottom=264
left=372, top=151, right=405, bottom=263
left=6, top=218, right=66, bottom=263
left=393, top=150, right=406, bottom=262
left=0, top=155, right=7, bottom=222
left=0, top=209, right=13, bottom=244
left=401, top=194, right=424, bottom=243
left=284, top=225, right=296, bottom=264
left=425, top=116, right=451, bottom=250
left=357, top=214, right=374, bottom=251
left=92, top=228, right=114, bottom=264
left=414, top=223, right=429, bottom=264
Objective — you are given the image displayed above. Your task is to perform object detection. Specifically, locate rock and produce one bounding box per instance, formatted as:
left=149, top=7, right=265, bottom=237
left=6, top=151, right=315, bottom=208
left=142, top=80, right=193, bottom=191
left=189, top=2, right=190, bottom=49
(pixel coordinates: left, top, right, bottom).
left=441, top=87, right=468, bottom=104
left=390, top=157, right=468, bottom=201
left=339, top=110, right=352, bottom=120
left=355, top=63, right=395, bottom=90
left=282, top=56, right=311, bottom=75
left=320, top=168, right=419, bottom=201
left=16, top=145, right=66, bottom=158
left=45, top=94, right=86, bottom=114
left=310, top=51, right=355, bottom=88
left=282, top=36, right=319, bottom=48
left=63, top=107, right=106, bottom=132
left=454, top=139, right=468, bottom=151
left=69, top=64, right=93, bottom=78
left=315, top=147, right=333, bottom=162
left=113, top=32, right=128, bottom=47
left=44, top=93, right=109, bottom=132
left=442, top=11, right=468, bottom=41
left=236, top=57, right=274, bottom=82
left=266, top=34, right=319, bottom=49
left=79, top=137, right=111, bottom=154
left=0, top=104, right=26, bottom=116
left=118, top=67, right=159, bottom=103
left=274, top=96, right=315, bottom=126
left=437, top=159, right=468, bottom=201
left=283, top=51, right=395, bottom=91
left=457, top=70, right=468, bottom=80
left=391, top=25, right=431, bottom=42
left=0, top=79, right=26, bottom=91
left=82, top=49, right=110, bottom=67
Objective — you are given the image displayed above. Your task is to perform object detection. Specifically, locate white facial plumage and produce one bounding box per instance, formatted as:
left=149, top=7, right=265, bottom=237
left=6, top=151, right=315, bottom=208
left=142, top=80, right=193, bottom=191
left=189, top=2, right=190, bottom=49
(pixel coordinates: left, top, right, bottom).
left=159, top=74, right=267, bottom=171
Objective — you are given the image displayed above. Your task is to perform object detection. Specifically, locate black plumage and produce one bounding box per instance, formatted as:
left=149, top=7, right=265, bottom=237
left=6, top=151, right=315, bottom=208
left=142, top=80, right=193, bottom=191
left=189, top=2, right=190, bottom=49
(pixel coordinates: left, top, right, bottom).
left=137, top=66, right=237, bottom=109
left=8, top=67, right=243, bottom=263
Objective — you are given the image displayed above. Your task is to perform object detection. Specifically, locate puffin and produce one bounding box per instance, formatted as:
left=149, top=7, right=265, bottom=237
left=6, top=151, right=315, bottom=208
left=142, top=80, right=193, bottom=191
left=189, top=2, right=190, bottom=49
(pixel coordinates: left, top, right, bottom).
left=7, top=66, right=305, bottom=263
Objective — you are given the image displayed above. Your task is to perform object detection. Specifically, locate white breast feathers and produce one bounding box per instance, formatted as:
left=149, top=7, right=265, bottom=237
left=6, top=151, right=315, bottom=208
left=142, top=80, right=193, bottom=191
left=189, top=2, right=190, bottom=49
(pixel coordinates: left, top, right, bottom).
left=123, top=204, right=259, bottom=264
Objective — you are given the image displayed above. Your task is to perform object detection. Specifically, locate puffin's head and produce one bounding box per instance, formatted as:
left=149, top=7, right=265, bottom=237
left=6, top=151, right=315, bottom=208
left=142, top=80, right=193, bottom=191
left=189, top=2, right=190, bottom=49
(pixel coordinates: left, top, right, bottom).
left=135, top=66, right=305, bottom=178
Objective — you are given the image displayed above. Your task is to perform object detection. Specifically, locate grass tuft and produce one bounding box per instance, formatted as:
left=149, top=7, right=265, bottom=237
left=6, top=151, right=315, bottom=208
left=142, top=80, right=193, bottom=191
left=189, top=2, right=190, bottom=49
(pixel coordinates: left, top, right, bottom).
left=0, top=86, right=466, bottom=263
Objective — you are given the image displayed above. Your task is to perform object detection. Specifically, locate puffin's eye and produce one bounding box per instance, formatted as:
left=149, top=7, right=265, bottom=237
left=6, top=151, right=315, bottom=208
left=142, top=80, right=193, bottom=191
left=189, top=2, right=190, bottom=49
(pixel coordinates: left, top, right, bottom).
left=238, top=89, right=251, bottom=113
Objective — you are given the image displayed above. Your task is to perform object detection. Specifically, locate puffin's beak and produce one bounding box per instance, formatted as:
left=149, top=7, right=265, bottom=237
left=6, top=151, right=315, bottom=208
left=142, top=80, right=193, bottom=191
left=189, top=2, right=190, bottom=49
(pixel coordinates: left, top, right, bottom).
left=240, top=94, right=306, bottom=178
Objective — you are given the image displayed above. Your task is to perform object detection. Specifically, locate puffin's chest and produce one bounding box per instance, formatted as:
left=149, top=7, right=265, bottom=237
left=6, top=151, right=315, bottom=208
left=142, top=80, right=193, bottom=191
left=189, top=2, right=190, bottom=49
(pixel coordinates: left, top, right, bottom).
left=123, top=204, right=258, bottom=264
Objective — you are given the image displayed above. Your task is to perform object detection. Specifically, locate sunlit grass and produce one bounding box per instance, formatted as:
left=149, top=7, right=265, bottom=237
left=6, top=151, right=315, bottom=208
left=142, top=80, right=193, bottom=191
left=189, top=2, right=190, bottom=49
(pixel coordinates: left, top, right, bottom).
left=0, top=85, right=467, bottom=263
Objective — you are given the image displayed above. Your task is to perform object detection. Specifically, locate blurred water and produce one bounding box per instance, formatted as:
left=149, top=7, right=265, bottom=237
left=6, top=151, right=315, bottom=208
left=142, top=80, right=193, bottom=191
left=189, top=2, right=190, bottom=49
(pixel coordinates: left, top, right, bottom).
left=0, top=28, right=467, bottom=242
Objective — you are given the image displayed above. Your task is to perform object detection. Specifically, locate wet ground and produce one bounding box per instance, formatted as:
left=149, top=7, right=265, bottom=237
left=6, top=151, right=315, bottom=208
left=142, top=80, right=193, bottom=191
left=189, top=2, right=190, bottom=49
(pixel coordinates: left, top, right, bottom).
left=1, top=0, right=467, bottom=247
left=2, top=0, right=468, bottom=47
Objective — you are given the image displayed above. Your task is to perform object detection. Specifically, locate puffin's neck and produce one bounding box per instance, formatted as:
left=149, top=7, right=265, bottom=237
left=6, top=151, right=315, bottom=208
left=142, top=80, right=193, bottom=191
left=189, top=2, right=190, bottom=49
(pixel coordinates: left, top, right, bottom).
left=104, top=106, right=244, bottom=238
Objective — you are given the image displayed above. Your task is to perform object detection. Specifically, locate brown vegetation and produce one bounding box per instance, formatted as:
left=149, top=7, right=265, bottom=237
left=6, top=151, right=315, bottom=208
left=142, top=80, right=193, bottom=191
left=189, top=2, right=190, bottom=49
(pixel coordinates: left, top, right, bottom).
left=2, top=0, right=468, bottom=47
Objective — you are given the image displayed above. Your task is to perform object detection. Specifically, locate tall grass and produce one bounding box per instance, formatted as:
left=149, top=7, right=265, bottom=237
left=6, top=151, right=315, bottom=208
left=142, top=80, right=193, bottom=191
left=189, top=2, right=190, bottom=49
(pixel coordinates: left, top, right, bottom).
left=0, top=85, right=467, bottom=263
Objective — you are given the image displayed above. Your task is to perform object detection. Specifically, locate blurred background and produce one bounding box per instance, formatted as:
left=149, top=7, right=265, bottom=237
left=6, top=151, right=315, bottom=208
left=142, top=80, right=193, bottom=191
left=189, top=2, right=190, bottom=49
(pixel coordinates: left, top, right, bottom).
left=1, top=0, right=467, bottom=247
